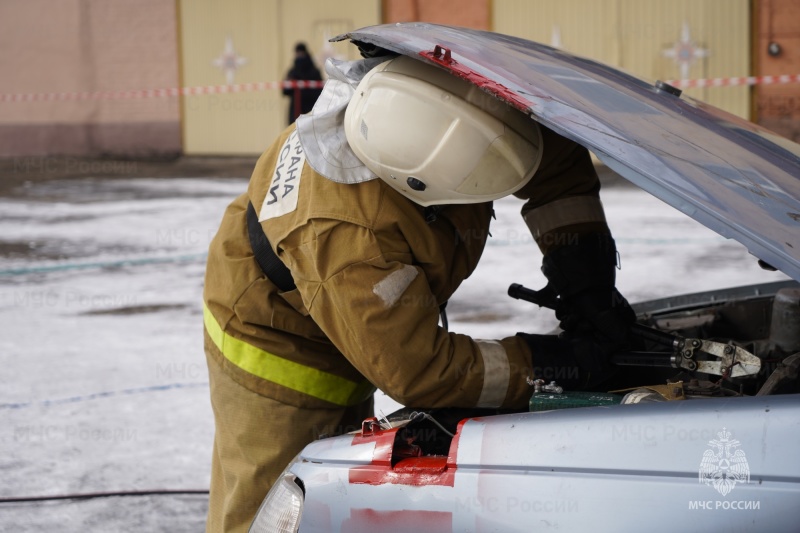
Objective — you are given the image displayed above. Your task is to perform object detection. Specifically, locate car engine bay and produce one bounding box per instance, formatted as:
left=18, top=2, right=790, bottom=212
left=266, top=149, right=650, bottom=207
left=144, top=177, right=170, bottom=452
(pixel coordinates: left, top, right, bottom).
left=380, top=280, right=800, bottom=465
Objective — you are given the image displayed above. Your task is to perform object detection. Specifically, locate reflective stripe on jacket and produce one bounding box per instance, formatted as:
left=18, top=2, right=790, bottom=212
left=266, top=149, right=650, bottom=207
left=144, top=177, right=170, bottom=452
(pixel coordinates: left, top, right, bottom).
left=204, top=304, right=374, bottom=406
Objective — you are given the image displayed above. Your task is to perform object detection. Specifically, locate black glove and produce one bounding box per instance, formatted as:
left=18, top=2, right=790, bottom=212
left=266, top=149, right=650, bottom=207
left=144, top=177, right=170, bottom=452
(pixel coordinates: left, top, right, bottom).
left=517, top=333, right=617, bottom=390
left=541, top=233, right=636, bottom=345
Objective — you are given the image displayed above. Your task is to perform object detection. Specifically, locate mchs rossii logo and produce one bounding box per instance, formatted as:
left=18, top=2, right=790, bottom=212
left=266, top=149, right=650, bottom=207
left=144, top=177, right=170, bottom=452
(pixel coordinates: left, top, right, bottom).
left=699, top=428, right=750, bottom=496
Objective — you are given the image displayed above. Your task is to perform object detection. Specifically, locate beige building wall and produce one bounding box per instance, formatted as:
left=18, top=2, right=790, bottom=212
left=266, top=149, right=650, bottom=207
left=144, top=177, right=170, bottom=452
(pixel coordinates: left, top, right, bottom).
left=0, top=0, right=181, bottom=157
left=179, top=0, right=380, bottom=155
left=493, top=0, right=751, bottom=120
left=2, top=0, right=767, bottom=157
left=383, top=0, right=490, bottom=29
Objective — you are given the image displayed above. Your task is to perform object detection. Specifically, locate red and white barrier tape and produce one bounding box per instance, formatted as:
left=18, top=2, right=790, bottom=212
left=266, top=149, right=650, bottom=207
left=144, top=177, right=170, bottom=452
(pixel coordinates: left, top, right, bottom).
left=665, top=74, right=800, bottom=89
left=0, top=80, right=325, bottom=103
left=2, top=75, right=799, bottom=103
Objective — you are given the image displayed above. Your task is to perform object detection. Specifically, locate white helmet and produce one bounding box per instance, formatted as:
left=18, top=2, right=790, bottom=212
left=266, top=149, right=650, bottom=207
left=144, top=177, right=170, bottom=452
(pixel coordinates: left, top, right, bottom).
left=343, top=55, right=543, bottom=206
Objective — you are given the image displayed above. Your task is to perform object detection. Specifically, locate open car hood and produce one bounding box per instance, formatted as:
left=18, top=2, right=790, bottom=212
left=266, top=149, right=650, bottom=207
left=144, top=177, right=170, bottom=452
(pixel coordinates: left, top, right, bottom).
left=333, top=23, right=800, bottom=281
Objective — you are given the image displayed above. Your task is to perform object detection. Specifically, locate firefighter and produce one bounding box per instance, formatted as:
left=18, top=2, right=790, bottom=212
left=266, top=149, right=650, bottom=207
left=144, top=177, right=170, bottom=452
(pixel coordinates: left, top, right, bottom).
left=203, top=55, right=634, bottom=532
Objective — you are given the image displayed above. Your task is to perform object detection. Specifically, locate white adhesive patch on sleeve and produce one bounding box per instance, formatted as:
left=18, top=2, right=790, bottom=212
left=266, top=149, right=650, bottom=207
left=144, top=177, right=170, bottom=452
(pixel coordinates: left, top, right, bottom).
left=372, top=265, right=418, bottom=308
left=475, top=340, right=510, bottom=408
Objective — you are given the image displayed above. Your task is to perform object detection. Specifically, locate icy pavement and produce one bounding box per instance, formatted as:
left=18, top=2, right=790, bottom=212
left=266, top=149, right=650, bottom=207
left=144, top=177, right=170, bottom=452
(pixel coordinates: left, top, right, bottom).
left=0, top=175, right=788, bottom=531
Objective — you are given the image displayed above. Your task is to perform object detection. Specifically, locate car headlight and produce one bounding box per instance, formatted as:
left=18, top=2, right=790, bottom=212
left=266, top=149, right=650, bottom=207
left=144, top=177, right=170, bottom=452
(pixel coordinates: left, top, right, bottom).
left=248, top=471, right=304, bottom=533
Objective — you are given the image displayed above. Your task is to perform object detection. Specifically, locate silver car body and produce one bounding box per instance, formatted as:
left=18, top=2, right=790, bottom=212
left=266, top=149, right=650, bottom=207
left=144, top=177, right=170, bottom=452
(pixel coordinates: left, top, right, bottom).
left=292, top=394, right=797, bottom=531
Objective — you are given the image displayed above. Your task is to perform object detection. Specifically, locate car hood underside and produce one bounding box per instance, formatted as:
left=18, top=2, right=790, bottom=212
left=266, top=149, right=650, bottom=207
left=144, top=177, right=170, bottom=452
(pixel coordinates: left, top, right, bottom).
left=334, top=23, right=800, bottom=281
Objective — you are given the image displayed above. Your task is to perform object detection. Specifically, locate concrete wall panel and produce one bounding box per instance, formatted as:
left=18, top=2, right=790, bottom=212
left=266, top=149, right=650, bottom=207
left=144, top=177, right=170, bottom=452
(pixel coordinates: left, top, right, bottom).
left=493, top=0, right=750, bottom=120
left=178, top=0, right=380, bottom=155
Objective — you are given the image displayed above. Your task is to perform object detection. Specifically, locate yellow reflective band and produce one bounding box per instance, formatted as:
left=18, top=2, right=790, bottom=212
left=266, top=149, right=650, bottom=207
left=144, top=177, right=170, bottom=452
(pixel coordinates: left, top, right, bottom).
left=203, top=304, right=374, bottom=406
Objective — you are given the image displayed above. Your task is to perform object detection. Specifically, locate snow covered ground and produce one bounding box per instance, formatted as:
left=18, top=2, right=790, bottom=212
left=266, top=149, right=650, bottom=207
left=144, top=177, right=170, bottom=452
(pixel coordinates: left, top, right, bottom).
left=0, top=173, right=788, bottom=531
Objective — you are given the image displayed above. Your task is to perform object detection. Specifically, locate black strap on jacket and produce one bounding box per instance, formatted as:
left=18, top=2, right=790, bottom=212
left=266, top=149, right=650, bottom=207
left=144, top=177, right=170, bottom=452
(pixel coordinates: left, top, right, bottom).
left=245, top=202, right=296, bottom=292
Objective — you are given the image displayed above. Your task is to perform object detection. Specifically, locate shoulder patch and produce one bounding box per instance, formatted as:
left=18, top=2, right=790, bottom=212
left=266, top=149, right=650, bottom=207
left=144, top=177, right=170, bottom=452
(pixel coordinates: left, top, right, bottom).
left=259, top=129, right=305, bottom=221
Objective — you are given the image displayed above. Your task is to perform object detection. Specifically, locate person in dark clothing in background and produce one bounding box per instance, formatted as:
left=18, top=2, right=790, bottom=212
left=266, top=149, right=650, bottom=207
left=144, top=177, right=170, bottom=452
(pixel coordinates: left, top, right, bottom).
left=283, top=42, right=323, bottom=125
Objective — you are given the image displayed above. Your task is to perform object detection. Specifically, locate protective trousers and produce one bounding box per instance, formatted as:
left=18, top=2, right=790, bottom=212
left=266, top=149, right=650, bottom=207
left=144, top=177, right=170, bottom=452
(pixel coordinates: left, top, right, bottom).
left=204, top=337, right=373, bottom=533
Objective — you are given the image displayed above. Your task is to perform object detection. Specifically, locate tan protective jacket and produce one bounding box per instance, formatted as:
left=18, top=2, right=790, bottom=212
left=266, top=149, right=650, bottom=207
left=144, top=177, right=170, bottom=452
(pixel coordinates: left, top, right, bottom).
left=203, top=124, right=607, bottom=410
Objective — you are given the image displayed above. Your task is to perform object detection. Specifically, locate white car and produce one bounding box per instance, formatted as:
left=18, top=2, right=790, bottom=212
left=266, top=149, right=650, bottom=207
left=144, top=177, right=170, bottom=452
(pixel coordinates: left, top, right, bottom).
left=250, top=23, right=800, bottom=533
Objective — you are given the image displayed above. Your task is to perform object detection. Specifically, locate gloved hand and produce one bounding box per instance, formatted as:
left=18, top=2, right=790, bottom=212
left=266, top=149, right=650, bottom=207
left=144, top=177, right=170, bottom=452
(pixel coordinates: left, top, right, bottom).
left=517, top=333, right=617, bottom=390
left=541, top=233, right=636, bottom=345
